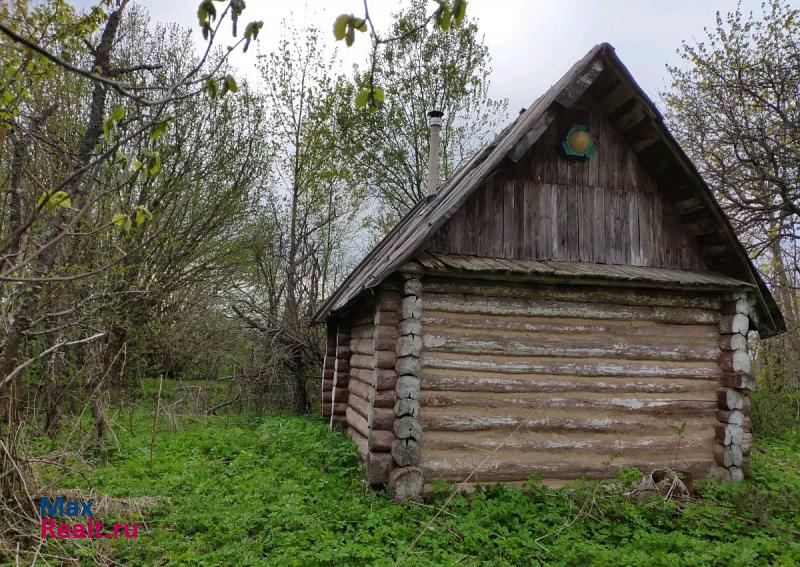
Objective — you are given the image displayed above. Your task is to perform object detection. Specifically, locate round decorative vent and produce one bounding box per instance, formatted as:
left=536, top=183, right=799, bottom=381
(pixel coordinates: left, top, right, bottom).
left=561, top=124, right=596, bottom=159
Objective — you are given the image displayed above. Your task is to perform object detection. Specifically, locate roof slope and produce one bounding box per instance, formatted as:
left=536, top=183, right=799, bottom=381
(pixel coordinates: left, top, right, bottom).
left=313, top=43, right=786, bottom=338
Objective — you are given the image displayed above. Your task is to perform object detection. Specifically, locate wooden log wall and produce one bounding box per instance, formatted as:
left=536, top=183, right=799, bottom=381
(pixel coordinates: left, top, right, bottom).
left=417, top=276, right=726, bottom=486
left=345, top=289, right=400, bottom=485
left=389, top=273, right=425, bottom=501
left=322, top=325, right=349, bottom=427
left=430, top=107, right=707, bottom=271
left=712, top=295, right=755, bottom=482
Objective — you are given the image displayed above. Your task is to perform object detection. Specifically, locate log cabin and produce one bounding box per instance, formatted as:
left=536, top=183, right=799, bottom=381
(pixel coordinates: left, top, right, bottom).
left=313, top=43, right=786, bottom=502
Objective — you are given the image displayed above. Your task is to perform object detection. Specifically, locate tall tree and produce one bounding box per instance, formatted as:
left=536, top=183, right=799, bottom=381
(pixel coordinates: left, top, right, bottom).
left=663, top=0, right=799, bottom=426
left=229, top=27, right=365, bottom=412
left=347, top=0, right=506, bottom=235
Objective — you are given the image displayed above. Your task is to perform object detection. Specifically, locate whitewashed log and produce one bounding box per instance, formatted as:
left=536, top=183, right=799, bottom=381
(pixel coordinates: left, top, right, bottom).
left=393, top=416, right=422, bottom=440
left=421, top=372, right=717, bottom=394
left=714, top=423, right=743, bottom=446
left=423, top=332, right=719, bottom=362
left=719, top=334, right=747, bottom=352
left=721, top=298, right=751, bottom=316
left=396, top=356, right=421, bottom=377
left=423, top=429, right=714, bottom=453
left=394, top=398, right=420, bottom=418
left=719, top=350, right=751, bottom=374
left=397, top=335, right=423, bottom=357
left=719, top=314, right=749, bottom=335
left=402, top=296, right=423, bottom=319
left=396, top=375, right=421, bottom=399
left=420, top=451, right=715, bottom=482
left=403, top=278, right=422, bottom=296
left=713, top=442, right=742, bottom=467
left=420, top=408, right=716, bottom=434
left=423, top=279, right=721, bottom=310
left=425, top=293, right=719, bottom=324
left=716, top=410, right=745, bottom=426
left=720, top=372, right=757, bottom=391
left=716, top=388, right=746, bottom=410
left=399, top=318, right=422, bottom=337
left=391, top=439, right=421, bottom=467
left=389, top=466, right=424, bottom=502
left=423, top=313, right=719, bottom=340
left=423, top=354, right=721, bottom=380
left=419, top=390, right=716, bottom=413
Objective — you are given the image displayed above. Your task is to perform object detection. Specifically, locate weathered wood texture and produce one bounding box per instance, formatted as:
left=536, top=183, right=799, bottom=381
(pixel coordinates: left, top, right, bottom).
left=322, top=326, right=350, bottom=427
left=391, top=276, right=425, bottom=500
left=320, top=326, right=338, bottom=420
left=430, top=109, right=706, bottom=270
left=712, top=295, right=755, bottom=481
left=418, top=278, right=724, bottom=484
left=342, top=287, right=401, bottom=484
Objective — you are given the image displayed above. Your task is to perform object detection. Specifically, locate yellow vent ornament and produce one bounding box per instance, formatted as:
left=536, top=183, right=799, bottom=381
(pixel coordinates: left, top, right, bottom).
left=562, top=124, right=595, bottom=159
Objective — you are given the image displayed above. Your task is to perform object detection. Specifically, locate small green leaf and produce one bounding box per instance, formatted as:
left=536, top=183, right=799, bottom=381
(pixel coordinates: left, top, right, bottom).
left=453, top=0, right=467, bottom=25
left=206, top=76, right=219, bottom=98
left=132, top=159, right=143, bottom=171
left=224, top=75, right=238, bottom=94
left=372, top=87, right=384, bottom=102
left=197, top=0, right=216, bottom=24
left=113, top=212, right=132, bottom=232
left=243, top=21, right=263, bottom=52
left=439, top=8, right=452, bottom=30
left=345, top=26, right=355, bottom=47
left=37, top=191, right=71, bottom=212
left=333, top=14, right=350, bottom=40
left=134, top=205, right=152, bottom=225
left=148, top=152, right=161, bottom=176
left=150, top=119, right=171, bottom=141
left=110, top=106, right=125, bottom=121
left=355, top=89, right=370, bottom=108
left=353, top=18, right=368, bottom=32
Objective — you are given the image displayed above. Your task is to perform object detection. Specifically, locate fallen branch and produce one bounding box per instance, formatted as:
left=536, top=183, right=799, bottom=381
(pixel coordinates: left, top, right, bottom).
left=207, top=394, right=242, bottom=415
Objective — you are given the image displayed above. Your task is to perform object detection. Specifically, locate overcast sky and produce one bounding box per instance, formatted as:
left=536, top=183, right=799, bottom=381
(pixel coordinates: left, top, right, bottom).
left=71, top=0, right=772, bottom=115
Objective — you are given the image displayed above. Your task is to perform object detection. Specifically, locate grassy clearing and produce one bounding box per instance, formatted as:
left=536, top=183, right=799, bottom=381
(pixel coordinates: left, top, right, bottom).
left=23, top=408, right=800, bottom=566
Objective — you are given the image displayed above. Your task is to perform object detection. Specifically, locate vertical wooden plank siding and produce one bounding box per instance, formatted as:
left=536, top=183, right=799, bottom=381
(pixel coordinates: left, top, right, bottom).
left=418, top=277, right=724, bottom=486
left=429, top=108, right=706, bottom=270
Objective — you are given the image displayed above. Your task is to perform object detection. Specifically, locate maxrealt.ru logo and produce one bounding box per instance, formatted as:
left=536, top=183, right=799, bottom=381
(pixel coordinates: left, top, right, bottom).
left=40, top=497, right=138, bottom=540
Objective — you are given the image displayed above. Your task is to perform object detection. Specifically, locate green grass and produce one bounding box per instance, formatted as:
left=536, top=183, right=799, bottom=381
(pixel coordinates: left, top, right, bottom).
left=29, top=409, right=800, bottom=566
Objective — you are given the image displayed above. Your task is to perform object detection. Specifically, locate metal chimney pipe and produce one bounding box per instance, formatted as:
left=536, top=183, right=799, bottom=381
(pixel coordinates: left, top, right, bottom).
left=426, top=110, right=444, bottom=196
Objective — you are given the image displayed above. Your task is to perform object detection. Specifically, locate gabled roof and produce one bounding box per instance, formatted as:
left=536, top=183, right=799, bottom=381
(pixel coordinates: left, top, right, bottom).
left=313, top=43, right=786, bottom=338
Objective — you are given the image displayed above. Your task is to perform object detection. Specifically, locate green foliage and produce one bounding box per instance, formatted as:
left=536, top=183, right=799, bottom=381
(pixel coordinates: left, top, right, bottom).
left=332, top=14, right=367, bottom=46
left=345, top=0, right=507, bottom=237
left=36, top=190, right=71, bottom=212
left=34, top=403, right=800, bottom=566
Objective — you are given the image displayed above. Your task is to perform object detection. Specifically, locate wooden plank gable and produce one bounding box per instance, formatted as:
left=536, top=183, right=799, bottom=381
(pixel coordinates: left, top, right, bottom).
left=429, top=106, right=707, bottom=270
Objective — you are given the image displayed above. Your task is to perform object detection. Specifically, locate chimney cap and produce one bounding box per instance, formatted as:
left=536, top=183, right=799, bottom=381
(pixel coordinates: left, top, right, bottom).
left=427, top=109, right=444, bottom=127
